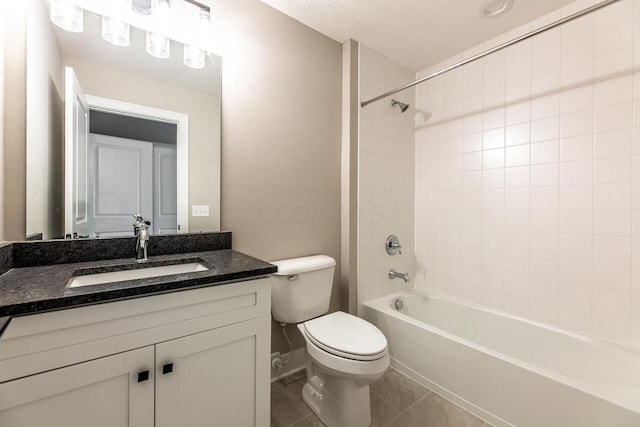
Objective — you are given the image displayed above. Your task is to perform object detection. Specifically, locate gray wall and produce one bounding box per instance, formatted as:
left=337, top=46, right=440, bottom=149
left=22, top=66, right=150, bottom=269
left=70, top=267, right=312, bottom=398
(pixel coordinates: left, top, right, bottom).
left=215, top=0, right=343, bottom=352
left=0, top=3, right=5, bottom=242
left=25, top=0, right=64, bottom=240
left=2, top=2, right=26, bottom=242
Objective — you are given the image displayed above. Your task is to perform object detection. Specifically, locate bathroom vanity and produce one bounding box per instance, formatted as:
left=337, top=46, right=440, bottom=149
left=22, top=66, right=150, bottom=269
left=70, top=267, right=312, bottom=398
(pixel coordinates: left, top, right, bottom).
left=0, top=232, right=276, bottom=427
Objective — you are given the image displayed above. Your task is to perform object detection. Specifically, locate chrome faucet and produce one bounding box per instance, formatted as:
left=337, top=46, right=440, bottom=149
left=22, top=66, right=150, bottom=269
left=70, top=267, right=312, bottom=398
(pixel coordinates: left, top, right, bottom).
left=389, top=269, right=410, bottom=283
left=133, top=214, right=151, bottom=263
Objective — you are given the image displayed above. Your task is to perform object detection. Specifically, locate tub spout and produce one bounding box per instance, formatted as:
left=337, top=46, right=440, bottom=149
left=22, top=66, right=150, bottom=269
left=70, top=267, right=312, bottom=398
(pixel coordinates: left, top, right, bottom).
left=389, top=269, right=410, bottom=283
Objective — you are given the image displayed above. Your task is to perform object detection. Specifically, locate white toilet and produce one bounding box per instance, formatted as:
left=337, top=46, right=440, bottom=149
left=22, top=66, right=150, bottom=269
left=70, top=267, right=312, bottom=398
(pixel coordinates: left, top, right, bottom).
left=270, top=255, right=389, bottom=427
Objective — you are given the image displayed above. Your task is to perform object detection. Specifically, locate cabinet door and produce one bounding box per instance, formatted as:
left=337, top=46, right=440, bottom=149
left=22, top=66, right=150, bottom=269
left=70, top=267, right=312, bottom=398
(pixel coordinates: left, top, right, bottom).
left=156, top=316, right=271, bottom=427
left=0, top=346, right=154, bottom=427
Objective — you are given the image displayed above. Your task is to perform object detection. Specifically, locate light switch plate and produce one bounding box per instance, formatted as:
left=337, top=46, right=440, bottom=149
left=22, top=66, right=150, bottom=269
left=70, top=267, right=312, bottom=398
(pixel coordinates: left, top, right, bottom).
left=192, top=205, right=209, bottom=217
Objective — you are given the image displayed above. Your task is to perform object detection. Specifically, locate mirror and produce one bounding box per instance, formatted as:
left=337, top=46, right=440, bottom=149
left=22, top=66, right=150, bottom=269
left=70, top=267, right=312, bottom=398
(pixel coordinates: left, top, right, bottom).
left=25, top=0, right=221, bottom=240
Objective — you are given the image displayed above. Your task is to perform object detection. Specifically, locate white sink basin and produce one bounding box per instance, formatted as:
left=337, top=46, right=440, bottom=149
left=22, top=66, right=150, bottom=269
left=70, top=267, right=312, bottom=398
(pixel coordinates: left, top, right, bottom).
left=67, top=262, right=209, bottom=288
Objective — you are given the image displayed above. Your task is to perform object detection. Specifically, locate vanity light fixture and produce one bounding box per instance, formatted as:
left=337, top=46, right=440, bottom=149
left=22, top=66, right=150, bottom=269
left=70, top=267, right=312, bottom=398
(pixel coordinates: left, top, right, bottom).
left=50, top=0, right=84, bottom=33
left=146, top=0, right=172, bottom=58
left=146, top=31, right=171, bottom=58
left=183, top=9, right=211, bottom=69
left=183, top=44, right=204, bottom=69
left=102, top=16, right=130, bottom=46
left=152, top=0, right=172, bottom=19
left=102, top=0, right=131, bottom=46
left=132, top=0, right=152, bottom=15
left=50, top=0, right=214, bottom=67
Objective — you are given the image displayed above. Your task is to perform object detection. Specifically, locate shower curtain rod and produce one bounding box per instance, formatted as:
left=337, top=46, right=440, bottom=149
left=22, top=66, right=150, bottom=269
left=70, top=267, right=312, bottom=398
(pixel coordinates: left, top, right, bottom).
left=360, top=0, right=621, bottom=108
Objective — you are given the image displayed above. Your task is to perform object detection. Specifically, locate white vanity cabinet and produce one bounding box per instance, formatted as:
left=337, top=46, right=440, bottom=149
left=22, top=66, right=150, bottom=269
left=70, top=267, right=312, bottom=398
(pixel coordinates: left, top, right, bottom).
left=0, top=277, right=271, bottom=427
left=156, top=317, right=269, bottom=427
left=0, top=346, right=155, bottom=426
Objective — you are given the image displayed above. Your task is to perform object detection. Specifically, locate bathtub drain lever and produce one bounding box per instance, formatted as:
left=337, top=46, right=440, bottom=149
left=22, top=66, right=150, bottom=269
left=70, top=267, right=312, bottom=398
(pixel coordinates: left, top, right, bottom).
left=389, top=269, right=410, bottom=283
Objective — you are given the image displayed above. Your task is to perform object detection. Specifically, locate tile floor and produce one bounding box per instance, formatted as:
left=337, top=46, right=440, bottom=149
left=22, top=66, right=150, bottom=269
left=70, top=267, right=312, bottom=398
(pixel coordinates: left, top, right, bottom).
left=271, top=368, right=494, bottom=427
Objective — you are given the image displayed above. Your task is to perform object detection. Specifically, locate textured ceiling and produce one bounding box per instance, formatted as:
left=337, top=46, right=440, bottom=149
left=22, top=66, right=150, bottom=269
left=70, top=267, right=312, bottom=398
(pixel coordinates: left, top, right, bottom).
left=259, top=0, right=579, bottom=71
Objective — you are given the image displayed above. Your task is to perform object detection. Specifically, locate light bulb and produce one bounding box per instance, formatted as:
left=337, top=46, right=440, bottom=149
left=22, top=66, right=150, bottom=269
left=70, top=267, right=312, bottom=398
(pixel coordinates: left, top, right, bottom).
left=102, top=17, right=130, bottom=46
left=184, top=10, right=211, bottom=69
left=195, top=10, right=212, bottom=40
left=146, top=32, right=170, bottom=59
left=146, top=0, right=171, bottom=58
left=50, top=0, right=83, bottom=33
left=102, top=0, right=131, bottom=46
left=183, top=45, right=204, bottom=69
left=132, top=0, right=152, bottom=15
left=152, top=0, right=171, bottom=20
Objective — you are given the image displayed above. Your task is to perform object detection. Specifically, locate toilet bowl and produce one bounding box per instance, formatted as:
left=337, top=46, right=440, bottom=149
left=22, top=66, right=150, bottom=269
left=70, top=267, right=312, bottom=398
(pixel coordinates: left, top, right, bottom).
left=298, top=311, right=389, bottom=427
left=270, top=255, right=389, bottom=427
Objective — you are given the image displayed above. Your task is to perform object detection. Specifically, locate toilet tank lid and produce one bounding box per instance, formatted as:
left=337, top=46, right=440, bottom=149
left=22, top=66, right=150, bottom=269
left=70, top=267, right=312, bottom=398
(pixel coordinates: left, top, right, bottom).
left=271, top=255, right=336, bottom=275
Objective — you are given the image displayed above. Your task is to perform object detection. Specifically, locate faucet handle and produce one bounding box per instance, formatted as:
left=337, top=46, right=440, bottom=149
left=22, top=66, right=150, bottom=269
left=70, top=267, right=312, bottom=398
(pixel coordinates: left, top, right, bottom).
left=386, top=235, right=402, bottom=255
left=132, top=214, right=151, bottom=228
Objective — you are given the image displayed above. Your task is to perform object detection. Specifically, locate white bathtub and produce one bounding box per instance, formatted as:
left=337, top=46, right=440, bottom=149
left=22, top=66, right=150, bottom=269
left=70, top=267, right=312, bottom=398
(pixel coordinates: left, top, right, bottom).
left=363, top=291, right=640, bottom=427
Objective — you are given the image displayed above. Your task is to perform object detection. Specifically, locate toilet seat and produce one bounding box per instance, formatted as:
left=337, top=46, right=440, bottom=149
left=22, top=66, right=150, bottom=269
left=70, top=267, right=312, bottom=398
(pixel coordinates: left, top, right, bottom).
left=303, top=311, right=387, bottom=361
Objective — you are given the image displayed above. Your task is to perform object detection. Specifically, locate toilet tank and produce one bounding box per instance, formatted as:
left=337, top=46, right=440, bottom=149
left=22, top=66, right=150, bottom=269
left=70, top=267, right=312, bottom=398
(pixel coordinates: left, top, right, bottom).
left=270, top=255, right=336, bottom=324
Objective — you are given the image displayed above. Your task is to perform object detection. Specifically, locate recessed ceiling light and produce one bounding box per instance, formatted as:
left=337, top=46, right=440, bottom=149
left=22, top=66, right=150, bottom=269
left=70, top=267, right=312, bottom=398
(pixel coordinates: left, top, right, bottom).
left=482, top=0, right=514, bottom=18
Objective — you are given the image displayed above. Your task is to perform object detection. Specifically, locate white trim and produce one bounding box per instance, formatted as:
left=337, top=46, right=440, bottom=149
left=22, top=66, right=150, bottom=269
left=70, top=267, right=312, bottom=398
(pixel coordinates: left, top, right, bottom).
left=64, top=67, right=90, bottom=237
left=84, top=95, right=189, bottom=233
left=64, top=69, right=74, bottom=237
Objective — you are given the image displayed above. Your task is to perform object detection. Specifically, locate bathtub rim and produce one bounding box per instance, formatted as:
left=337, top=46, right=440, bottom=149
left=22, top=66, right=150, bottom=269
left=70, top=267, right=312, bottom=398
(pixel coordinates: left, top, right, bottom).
left=363, top=289, right=640, bottom=416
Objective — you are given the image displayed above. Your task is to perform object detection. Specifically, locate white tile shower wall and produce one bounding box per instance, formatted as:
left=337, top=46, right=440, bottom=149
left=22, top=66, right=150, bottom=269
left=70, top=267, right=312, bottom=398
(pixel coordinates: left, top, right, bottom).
left=415, top=0, right=640, bottom=348
left=358, top=44, right=415, bottom=311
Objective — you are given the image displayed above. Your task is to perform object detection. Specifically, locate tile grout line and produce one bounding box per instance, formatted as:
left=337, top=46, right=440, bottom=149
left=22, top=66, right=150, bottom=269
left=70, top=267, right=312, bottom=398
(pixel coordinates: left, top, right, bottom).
left=382, top=394, right=429, bottom=427
left=380, top=369, right=494, bottom=427
left=370, top=378, right=433, bottom=413
left=289, top=413, right=320, bottom=427
left=274, top=367, right=492, bottom=427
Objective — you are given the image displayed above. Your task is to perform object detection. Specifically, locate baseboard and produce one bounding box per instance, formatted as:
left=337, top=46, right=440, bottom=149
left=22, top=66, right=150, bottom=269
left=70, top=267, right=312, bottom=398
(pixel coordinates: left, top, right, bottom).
left=270, top=348, right=306, bottom=383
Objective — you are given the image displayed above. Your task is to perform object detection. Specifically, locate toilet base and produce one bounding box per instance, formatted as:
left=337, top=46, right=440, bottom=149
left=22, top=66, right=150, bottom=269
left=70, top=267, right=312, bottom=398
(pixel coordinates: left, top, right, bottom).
left=301, top=374, right=372, bottom=427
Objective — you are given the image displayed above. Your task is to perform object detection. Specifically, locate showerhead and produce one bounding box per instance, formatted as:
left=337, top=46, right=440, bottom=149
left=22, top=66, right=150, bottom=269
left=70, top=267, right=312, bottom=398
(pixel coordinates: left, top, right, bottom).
left=391, top=99, right=410, bottom=113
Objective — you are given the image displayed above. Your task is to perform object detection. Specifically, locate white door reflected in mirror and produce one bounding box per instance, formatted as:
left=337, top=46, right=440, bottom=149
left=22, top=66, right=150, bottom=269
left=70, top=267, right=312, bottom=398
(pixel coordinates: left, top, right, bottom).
left=89, top=134, right=154, bottom=237
left=64, top=67, right=188, bottom=238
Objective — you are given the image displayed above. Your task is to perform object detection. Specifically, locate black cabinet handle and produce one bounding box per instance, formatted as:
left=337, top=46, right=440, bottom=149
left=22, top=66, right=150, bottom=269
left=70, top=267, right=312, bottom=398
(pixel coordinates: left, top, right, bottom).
left=137, top=370, right=149, bottom=383
left=162, top=363, right=174, bottom=375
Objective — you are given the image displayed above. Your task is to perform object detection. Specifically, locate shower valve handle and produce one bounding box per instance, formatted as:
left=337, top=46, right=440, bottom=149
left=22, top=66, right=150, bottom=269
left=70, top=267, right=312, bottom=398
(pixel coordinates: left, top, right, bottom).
left=386, top=235, right=402, bottom=255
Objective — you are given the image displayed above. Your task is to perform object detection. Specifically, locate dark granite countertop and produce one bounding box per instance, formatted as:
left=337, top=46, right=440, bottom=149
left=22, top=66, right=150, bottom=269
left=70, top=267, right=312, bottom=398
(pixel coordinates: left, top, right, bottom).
left=0, top=232, right=277, bottom=317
